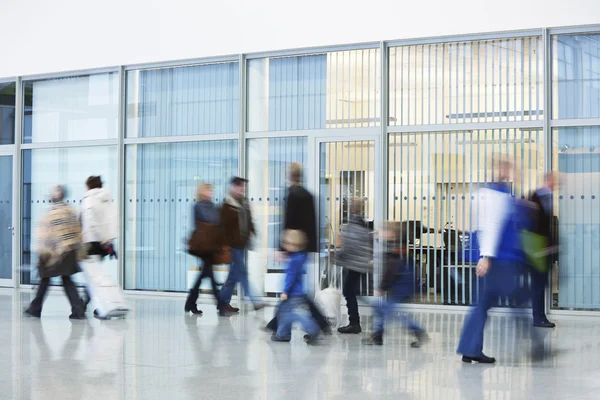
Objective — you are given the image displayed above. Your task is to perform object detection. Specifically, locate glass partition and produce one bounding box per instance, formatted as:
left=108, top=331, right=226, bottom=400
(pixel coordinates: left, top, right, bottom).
left=246, top=136, right=308, bottom=296
left=388, top=129, right=544, bottom=305
left=21, top=146, right=119, bottom=285
left=389, top=37, right=544, bottom=126
left=248, top=48, right=381, bottom=131
left=126, top=62, right=239, bottom=138
left=0, top=82, right=16, bottom=144
left=124, top=140, right=238, bottom=291
left=23, top=73, right=119, bottom=143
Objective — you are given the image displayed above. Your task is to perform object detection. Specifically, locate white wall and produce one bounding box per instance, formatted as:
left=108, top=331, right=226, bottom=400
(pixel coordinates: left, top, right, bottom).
left=1, top=0, right=599, bottom=78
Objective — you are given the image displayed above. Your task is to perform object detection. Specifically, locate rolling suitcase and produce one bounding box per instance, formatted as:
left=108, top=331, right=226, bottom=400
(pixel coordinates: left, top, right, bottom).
left=80, top=255, right=129, bottom=319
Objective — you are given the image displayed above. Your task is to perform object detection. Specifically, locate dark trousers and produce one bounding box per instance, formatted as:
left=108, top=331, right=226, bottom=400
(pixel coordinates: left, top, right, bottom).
left=343, top=270, right=362, bottom=325
left=28, top=275, right=85, bottom=317
left=186, top=256, right=220, bottom=309
left=531, top=266, right=549, bottom=323
left=267, top=297, right=329, bottom=332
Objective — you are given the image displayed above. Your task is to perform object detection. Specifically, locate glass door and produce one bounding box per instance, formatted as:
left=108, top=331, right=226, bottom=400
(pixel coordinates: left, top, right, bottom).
left=314, top=135, right=382, bottom=298
left=0, top=154, right=14, bottom=287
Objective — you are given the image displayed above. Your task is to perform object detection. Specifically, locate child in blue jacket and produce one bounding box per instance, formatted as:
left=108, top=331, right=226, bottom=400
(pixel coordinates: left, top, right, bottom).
left=271, top=230, right=321, bottom=344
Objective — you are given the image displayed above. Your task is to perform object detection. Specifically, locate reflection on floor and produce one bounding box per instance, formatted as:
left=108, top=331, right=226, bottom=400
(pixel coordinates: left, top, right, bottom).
left=2, top=288, right=600, bottom=400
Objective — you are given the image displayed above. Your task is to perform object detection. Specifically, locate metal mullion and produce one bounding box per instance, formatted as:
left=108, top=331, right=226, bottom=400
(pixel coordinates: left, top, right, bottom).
left=449, top=43, right=453, bottom=125
left=461, top=130, right=466, bottom=304
left=428, top=133, right=444, bottom=304
left=361, top=50, right=366, bottom=127
left=124, top=133, right=238, bottom=145
left=454, top=130, right=459, bottom=304
left=428, top=45, right=432, bottom=125
left=336, top=53, right=340, bottom=129
left=421, top=45, right=425, bottom=125
left=442, top=44, right=446, bottom=126
left=492, top=40, right=496, bottom=123
left=412, top=132, right=418, bottom=301
left=468, top=130, right=474, bottom=305
left=427, top=132, right=432, bottom=302
left=407, top=47, right=412, bottom=125
left=400, top=47, right=405, bottom=125
left=506, top=39, right=511, bottom=123
left=117, top=66, right=126, bottom=288
left=462, top=42, right=467, bottom=124
left=537, top=36, right=541, bottom=120
left=470, top=42, right=474, bottom=124
left=13, top=77, right=22, bottom=287
left=435, top=44, right=439, bottom=125
left=21, top=139, right=118, bottom=150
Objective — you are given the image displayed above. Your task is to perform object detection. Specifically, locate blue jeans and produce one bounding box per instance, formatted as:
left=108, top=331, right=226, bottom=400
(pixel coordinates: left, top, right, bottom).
left=220, top=248, right=257, bottom=306
left=457, top=259, right=526, bottom=357
left=373, top=272, right=422, bottom=336
left=275, top=297, right=320, bottom=340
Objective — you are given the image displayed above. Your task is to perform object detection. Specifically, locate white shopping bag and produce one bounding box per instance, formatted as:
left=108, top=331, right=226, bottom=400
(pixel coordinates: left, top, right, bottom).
left=314, top=287, right=342, bottom=328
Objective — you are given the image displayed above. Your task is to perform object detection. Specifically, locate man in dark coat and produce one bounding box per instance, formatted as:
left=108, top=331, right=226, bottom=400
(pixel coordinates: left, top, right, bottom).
left=529, top=172, right=557, bottom=328
left=265, top=163, right=330, bottom=333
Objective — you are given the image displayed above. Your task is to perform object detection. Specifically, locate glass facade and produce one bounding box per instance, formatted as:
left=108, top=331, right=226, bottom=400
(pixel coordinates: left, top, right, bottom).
left=21, top=146, right=118, bottom=285
left=124, top=140, right=238, bottom=291
left=389, top=37, right=544, bottom=125
left=389, top=129, right=544, bottom=305
left=246, top=137, right=308, bottom=296
left=248, top=48, right=381, bottom=131
left=0, top=82, right=16, bottom=144
left=126, top=63, right=239, bottom=137
left=4, top=26, right=600, bottom=315
left=23, top=73, right=119, bottom=143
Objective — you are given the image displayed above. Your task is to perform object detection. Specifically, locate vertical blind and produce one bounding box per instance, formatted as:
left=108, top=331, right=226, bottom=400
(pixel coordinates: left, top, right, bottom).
left=388, top=130, right=544, bottom=305
left=126, top=62, right=240, bottom=137
left=389, top=37, right=544, bottom=126
left=247, top=48, right=380, bottom=132
left=124, top=140, right=238, bottom=291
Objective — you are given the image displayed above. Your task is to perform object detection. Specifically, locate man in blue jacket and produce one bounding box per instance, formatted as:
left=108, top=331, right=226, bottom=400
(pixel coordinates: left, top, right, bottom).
left=457, top=159, right=531, bottom=364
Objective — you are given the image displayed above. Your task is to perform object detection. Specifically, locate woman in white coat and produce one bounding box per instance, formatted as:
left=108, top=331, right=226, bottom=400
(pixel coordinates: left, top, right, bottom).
left=80, top=176, right=125, bottom=319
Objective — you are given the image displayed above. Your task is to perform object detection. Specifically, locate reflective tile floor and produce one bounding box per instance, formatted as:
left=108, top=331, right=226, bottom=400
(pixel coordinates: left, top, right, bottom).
left=2, top=288, right=600, bottom=400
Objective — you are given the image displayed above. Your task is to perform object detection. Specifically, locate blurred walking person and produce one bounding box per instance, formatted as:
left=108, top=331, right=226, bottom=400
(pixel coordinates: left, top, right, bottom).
left=271, top=230, right=321, bottom=344
left=336, top=199, right=373, bottom=334
left=185, top=183, right=222, bottom=314
left=80, top=176, right=128, bottom=319
left=457, top=159, right=531, bottom=364
left=219, top=177, right=263, bottom=315
left=265, top=163, right=330, bottom=333
left=363, top=222, right=428, bottom=347
left=24, top=185, right=86, bottom=319
left=528, top=172, right=557, bottom=328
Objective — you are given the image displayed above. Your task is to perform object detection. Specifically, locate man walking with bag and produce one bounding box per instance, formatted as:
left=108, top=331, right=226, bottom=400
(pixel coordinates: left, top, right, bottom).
left=219, top=177, right=263, bottom=315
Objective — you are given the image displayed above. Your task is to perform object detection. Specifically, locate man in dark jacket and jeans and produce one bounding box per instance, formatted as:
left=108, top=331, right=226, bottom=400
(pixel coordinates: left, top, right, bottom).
left=219, top=177, right=263, bottom=316
left=266, top=163, right=330, bottom=333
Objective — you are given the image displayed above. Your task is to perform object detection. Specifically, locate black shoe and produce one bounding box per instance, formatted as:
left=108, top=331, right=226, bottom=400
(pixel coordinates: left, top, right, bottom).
left=462, top=354, right=496, bottom=364
left=270, top=334, right=290, bottom=343
left=321, top=326, right=333, bottom=335
left=185, top=306, right=203, bottom=315
left=69, top=314, right=86, bottom=320
left=533, top=320, right=556, bottom=328
left=253, top=303, right=266, bottom=311
left=411, top=330, right=430, bottom=348
left=93, top=309, right=109, bottom=320
left=338, top=324, right=362, bottom=334
left=24, top=309, right=41, bottom=318
left=303, top=335, right=318, bottom=345
left=362, top=335, right=383, bottom=346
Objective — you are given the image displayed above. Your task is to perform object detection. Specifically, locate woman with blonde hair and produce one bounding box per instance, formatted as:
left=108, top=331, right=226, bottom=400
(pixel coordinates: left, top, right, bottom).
left=185, top=183, right=222, bottom=314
